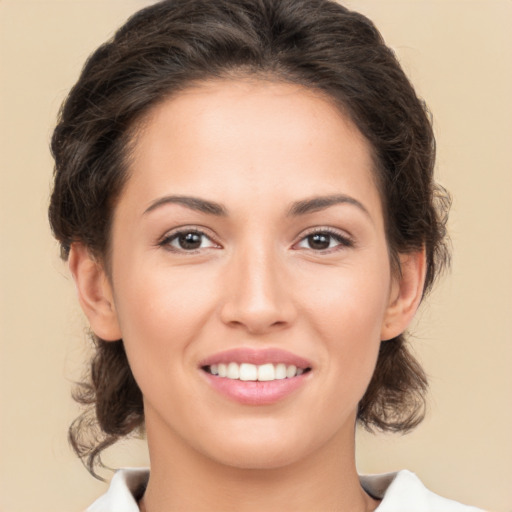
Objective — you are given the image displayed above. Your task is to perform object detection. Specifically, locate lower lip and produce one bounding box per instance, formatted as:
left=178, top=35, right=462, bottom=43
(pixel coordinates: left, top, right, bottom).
left=202, top=371, right=309, bottom=405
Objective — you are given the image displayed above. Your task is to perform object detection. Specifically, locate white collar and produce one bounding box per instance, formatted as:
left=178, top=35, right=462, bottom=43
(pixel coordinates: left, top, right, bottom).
left=87, top=468, right=483, bottom=512
left=360, top=470, right=483, bottom=511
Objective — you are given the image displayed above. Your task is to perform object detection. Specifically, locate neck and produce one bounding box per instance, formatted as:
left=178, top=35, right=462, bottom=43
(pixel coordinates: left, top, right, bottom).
left=140, top=413, right=379, bottom=512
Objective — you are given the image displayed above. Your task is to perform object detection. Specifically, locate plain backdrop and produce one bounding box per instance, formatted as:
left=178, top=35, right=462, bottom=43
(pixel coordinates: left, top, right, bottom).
left=1, top=1, right=511, bottom=511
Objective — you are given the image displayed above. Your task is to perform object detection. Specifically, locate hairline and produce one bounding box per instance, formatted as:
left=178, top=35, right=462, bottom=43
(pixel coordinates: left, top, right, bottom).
left=98, top=72, right=402, bottom=281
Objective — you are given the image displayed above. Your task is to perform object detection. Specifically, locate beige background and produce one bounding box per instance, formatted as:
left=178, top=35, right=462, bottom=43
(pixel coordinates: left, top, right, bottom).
left=1, top=1, right=511, bottom=511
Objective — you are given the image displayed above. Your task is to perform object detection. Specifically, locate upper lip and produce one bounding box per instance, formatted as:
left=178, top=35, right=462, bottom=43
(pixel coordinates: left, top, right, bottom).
left=199, top=347, right=312, bottom=369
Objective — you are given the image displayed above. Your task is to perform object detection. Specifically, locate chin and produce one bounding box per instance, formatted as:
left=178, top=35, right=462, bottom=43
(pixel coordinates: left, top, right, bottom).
left=195, top=420, right=328, bottom=471
left=208, top=441, right=305, bottom=471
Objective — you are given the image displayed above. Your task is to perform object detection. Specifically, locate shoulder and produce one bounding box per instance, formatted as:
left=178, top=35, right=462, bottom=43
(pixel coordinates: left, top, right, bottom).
left=85, top=468, right=149, bottom=512
left=360, top=470, right=486, bottom=512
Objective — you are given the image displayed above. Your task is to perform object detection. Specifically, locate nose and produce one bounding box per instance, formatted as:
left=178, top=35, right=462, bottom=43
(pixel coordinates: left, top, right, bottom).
left=219, top=243, right=297, bottom=335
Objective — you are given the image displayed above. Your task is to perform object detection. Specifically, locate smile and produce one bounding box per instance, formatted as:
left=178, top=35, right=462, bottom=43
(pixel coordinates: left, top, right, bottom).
left=204, top=362, right=308, bottom=381
left=199, top=348, right=313, bottom=405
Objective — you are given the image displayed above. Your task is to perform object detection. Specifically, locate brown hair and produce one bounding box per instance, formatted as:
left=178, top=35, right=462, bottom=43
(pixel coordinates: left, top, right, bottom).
left=49, top=0, right=450, bottom=476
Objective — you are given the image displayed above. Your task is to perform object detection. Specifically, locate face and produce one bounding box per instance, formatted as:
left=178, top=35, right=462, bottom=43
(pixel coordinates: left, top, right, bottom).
left=98, top=80, right=403, bottom=469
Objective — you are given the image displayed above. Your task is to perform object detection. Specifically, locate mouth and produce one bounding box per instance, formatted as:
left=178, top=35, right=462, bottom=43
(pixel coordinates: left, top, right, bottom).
left=202, top=362, right=311, bottom=381
left=199, top=348, right=312, bottom=405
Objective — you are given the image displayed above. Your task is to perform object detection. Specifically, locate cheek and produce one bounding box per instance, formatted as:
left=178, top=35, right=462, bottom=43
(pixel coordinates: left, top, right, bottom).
left=299, top=258, right=391, bottom=387
left=302, top=259, right=391, bottom=337
left=110, top=259, right=222, bottom=377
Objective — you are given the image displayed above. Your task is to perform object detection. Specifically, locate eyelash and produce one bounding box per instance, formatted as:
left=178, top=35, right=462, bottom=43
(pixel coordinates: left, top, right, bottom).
left=158, top=227, right=220, bottom=253
left=294, top=228, right=354, bottom=253
left=158, top=227, right=354, bottom=254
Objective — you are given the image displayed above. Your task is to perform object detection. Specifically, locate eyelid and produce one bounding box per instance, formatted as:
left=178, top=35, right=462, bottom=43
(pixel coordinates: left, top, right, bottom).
left=293, top=226, right=355, bottom=251
left=156, top=225, right=353, bottom=253
left=157, top=225, right=222, bottom=252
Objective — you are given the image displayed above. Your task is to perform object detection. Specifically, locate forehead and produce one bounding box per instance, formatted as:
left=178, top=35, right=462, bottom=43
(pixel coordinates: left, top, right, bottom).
left=123, top=79, right=381, bottom=218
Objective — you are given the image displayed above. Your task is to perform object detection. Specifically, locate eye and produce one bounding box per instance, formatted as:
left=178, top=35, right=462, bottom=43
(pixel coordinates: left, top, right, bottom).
left=161, top=229, right=219, bottom=252
left=295, top=229, right=353, bottom=251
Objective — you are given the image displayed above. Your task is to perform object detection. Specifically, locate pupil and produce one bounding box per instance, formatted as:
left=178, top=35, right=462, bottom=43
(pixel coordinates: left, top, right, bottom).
left=309, top=233, right=330, bottom=250
left=179, top=232, right=201, bottom=249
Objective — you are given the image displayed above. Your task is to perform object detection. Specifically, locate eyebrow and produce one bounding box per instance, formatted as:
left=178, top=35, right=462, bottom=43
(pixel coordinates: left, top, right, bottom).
left=143, top=195, right=227, bottom=216
left=287, top=194, right=371, bottom=218
left=143, top=193, right=370, bottom=219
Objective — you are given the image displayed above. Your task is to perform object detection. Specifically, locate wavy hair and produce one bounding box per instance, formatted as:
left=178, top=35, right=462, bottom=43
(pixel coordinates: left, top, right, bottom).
left=49, top=0, right=450, bottom=477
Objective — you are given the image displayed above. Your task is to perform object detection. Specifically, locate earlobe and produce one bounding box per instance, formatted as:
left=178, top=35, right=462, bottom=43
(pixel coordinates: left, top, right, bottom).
left=381, top=249, right=426, bottom=341
left=68, top=243, right=122, bottom=341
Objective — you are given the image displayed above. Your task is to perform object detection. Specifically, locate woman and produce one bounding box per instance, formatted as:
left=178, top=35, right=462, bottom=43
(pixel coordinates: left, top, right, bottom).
left=48, top=0, right=482, bottom=510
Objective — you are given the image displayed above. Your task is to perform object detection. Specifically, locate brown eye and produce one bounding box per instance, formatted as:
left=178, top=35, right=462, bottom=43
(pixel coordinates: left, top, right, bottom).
left=162, top=230, right=218, bottom=251
left=177, top=232, right=203, bottom=250
left=295, top=230, right=353, bottom=252
left=306, top=233, right=331, bottom=250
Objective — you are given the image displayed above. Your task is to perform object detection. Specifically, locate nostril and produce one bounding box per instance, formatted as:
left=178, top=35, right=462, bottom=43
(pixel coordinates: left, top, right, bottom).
left=219, top=271, right=297, bottom=332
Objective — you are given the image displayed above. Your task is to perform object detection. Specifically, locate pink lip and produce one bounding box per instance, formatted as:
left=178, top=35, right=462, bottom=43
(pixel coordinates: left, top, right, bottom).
left=199, top=348, right=312, bottom=406
left=202, top=371, right=309, bottom=405
left=199, top=347, right=312, bottom=368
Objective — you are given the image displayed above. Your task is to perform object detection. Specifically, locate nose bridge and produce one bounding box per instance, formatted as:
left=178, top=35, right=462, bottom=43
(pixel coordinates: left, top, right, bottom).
left=220, top=235, right=294, bottom=333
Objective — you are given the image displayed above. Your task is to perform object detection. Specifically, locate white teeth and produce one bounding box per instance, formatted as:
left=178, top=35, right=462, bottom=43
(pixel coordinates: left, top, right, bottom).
left=275, top=363, right=287, bottom=380
left=227, top=362, right=239, bottom=379
left=286, top=364, right=297, bottom=378
left=257, top=363, right=275, bottom=381
left=239, top=363, right=258, bottom=381
left=207, top=362, right=306, bottom=381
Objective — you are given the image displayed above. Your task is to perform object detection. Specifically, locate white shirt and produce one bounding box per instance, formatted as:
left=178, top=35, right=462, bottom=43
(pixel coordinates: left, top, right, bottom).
left=86, top=468, right=485, bottom=512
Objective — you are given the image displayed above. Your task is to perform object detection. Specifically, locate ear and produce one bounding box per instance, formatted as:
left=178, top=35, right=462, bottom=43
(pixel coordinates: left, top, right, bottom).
left=68, top=243, right=122, bottom=341
left=381, top=249, right=426, bottom=341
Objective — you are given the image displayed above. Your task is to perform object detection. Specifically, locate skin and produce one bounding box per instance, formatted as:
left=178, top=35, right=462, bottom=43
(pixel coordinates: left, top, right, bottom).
left=70, top=79, right=425, bottom=511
